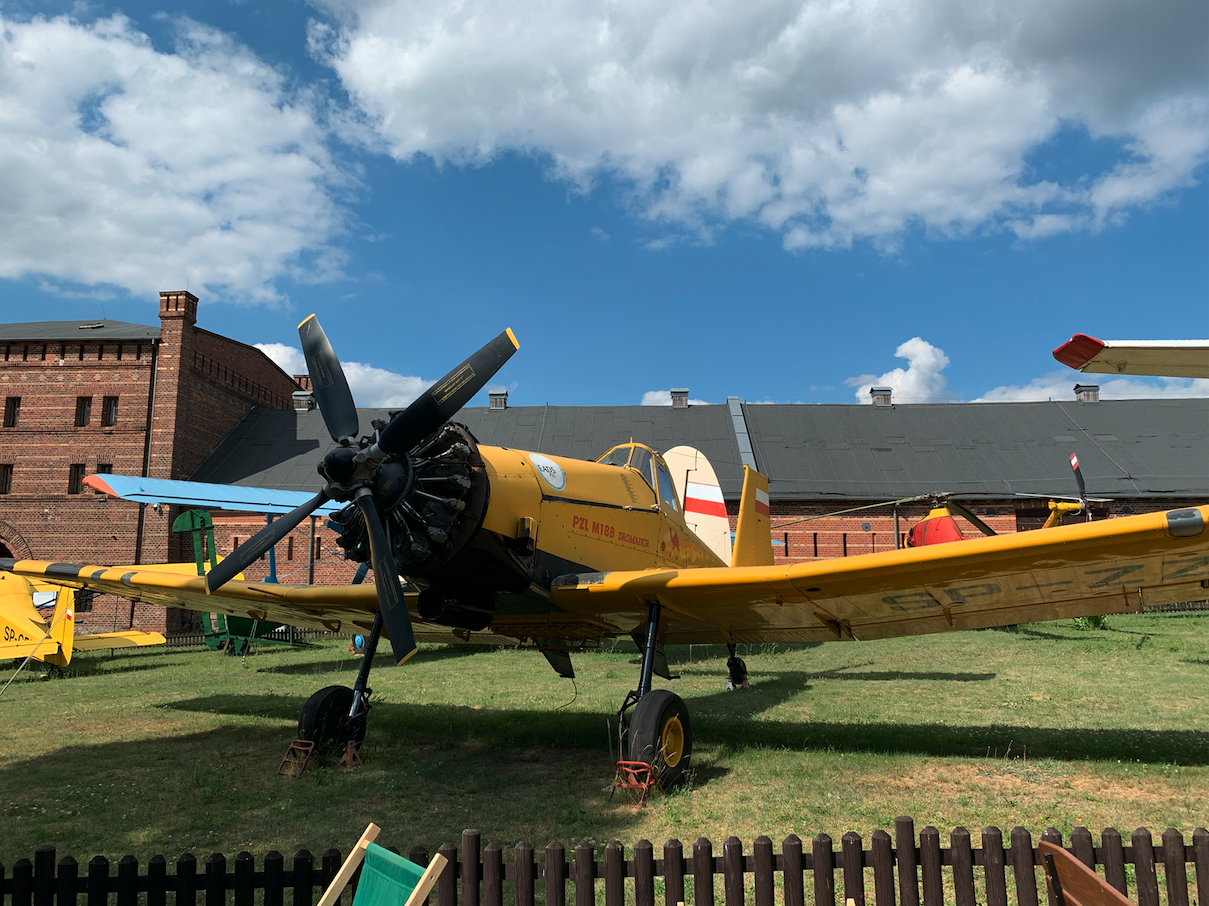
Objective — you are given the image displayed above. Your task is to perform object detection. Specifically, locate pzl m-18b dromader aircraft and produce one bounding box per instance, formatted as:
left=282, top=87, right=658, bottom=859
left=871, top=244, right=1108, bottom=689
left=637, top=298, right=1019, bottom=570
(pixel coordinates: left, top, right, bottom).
left=4, top=319, right=1208, bottom=785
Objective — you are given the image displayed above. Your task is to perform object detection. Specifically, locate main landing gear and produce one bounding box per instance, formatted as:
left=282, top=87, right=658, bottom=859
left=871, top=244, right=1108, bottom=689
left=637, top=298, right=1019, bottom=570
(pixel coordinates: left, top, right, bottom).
left=617, top=602, right=693, bottom=788
left=297, top=612, right=381, bottom=757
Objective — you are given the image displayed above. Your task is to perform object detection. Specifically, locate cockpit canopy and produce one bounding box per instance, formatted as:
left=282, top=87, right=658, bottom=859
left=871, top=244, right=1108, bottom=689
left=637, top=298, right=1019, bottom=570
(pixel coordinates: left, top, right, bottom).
left=596, top=443, right=680, bottom=513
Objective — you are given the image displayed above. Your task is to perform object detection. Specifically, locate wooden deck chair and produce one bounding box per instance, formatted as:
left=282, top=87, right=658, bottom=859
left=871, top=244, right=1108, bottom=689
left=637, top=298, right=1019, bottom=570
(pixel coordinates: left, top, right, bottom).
left=317, top=824, right=448, bottom=906
left=1039, top=841, right=1135, bottom=906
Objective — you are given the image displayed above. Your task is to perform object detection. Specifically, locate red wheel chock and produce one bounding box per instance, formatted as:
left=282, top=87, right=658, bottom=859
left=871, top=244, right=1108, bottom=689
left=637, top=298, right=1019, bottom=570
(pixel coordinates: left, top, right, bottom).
left=610, top=760, right=659, bottom=807
left=278, top=740, right=315, bottom=777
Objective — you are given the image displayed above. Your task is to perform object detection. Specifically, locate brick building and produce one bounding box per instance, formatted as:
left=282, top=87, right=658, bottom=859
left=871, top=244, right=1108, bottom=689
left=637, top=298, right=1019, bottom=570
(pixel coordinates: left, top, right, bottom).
left=0, top=291, right=302, bottom=631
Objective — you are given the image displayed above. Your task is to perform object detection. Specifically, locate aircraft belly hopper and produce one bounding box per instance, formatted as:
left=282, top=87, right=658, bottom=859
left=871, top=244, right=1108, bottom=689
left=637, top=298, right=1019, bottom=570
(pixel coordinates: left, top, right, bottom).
left=5, top=318, right=1208, bottom=786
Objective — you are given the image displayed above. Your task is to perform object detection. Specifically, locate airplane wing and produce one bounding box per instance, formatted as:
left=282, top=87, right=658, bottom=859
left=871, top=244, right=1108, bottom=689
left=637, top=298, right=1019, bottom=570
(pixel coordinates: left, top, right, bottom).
left=550, top=507, right=1209, bottom=644
left=82, top=473, right=345, bottom=515
left=1053, top=335, right=1209, bottom=379
left=73, top=630, right=167, bottom=650
left=0, top=559, right=486, bottom=644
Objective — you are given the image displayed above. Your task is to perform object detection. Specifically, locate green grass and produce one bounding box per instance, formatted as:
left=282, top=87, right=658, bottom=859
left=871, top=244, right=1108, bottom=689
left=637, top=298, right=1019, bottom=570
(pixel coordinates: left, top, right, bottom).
left=1, top=613, right=1207, bottom=863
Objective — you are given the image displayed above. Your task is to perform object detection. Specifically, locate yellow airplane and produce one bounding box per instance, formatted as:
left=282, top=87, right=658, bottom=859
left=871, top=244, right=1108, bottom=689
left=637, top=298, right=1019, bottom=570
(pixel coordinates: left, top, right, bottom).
left=1, top=573, right=165, bottom=675
left=3, top=319, right=1207, bottom=785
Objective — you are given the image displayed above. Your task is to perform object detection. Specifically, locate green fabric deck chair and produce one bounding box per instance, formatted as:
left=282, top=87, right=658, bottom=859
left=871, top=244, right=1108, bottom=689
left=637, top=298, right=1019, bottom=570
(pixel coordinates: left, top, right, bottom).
left=317, top=824, right=448, bottom=906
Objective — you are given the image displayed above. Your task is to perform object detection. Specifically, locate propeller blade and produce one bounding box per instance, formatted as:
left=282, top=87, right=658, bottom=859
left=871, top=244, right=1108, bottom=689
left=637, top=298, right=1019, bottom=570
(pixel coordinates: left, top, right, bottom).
left=354, top=493, right=417, bottom=665
left=1069, top=452, right=1092, bottom=521
left=377, top=329, right=519, bottom=456
left=946, top=500, right=998, bottom=537
left=206, top=490, right=330, bottom=593
left=299, top=314, right=360, bottom=443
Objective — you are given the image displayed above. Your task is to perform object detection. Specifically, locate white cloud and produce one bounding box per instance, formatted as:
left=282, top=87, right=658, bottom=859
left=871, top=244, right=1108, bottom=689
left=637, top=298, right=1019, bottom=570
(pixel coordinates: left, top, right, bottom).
left=256, top=342, right=434, bottom=407
left=641, top=390, right=710, bottom=406
left=975, top=371, right=1209, bottom=401
left=311, top=0, right=1207, bottom=249
left=846, top=337, right=960, bottom=404
left=0, top=14, right=348, bottom=304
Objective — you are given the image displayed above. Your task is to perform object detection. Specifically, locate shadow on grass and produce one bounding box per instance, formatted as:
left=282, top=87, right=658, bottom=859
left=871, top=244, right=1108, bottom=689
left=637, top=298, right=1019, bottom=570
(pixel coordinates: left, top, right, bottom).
left=256, top=645, right=483, bottom=676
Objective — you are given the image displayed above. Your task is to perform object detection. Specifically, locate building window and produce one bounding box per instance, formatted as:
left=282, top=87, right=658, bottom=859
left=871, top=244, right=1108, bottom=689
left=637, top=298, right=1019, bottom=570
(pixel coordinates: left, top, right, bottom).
left=101, top=396, right=118, bottom=426
left=3, top=397, right=19, bottom=427
left=68, top=464, right=86, bottom=495
left=0, top=464, right=12, bottom=495
left=75, top=396, right=93, bottom=426
left=96, top=463, right=113, bottom=474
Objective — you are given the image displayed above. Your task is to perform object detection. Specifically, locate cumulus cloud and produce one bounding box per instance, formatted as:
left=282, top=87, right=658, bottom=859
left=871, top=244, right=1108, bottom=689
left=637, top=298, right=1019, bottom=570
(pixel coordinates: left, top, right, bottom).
left=641, top=390, right=710, bottom=406
left=975, top=371, right=1209, bottom=401
left=311, top=0, right=1207, bottom=248
left=256, top=343, right=434, bottom=407
left=846, top=337, right=960, bottom=404
left=0, top=14, right=348, bottom=304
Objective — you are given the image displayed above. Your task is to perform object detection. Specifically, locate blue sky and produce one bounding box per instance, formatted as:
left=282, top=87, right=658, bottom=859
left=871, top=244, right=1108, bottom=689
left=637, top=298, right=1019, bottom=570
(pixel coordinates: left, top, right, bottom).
left=0, top=0, right=1206, bottom=409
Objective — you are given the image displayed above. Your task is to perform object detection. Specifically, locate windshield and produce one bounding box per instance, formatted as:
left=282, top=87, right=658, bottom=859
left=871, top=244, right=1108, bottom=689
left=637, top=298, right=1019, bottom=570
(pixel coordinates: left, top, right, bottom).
left=597, top=446, right=632, bottom=467
left=656, top=459, right=679, bottom=511
left=629, top=446, right=654, bottom=488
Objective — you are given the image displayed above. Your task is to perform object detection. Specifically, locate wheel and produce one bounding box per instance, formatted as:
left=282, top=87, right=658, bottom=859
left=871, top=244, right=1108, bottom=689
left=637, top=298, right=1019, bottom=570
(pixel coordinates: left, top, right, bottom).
left=298, top=685, right=366, bottom=754
left=627, top=690, right=692, bottom=788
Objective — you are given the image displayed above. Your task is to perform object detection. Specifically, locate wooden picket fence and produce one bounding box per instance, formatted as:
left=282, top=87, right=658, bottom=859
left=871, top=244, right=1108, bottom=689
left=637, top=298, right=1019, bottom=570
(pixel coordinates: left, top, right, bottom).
left=4, top=820, right=1207, bottom=906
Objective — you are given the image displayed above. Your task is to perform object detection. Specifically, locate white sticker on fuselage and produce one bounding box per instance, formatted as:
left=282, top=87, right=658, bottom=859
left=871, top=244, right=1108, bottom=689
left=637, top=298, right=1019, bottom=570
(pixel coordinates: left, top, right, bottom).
left=529, top=453, right=566, bottom=491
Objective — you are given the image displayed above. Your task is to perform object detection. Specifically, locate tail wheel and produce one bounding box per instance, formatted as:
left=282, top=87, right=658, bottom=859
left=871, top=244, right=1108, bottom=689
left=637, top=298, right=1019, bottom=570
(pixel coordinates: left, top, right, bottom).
left=298, top=685, right=366, bottom=754
left=627, top=690, right=692, bottom=788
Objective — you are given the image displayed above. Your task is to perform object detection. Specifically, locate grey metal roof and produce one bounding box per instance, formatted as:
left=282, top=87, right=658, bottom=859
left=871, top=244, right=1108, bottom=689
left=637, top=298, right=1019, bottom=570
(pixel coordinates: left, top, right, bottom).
left=191, top=403, right=749, bottom=495
left=190, top=398, right=1209, bottom=502
left=743, top=398, right=1209, bottom=500
left=0, top=319, right=159, bottom=342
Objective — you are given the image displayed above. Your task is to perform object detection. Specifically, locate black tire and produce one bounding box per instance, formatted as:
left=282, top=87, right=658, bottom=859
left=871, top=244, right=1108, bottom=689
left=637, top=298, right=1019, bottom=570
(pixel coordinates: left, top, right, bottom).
left=627, top=690, right=692, bottom=788
left=298, top=685, right=365, bottom=754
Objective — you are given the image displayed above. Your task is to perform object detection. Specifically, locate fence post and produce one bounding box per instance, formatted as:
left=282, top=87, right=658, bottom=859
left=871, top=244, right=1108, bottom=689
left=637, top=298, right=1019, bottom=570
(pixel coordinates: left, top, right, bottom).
left=263, top=852, right=284, bottom=906
left=1008, top=828, right=1037, bottom=906
left=782, top=836, right=804, bottom=906
left=753, top=836, right=774, bottom=906
left=291, top=851, right=314, bottom=906
left=841, top=833, right=864, bottom=906
left=463, top=832, right=482, bottom=906
left=919, top=827, right=942, bottom=906
left=148, top=855, right=168, bottom=906
left=56, top=856, right=78, bottom=906
left=574, top=841, right=595, bottom=906
left=604, top=842, right=624, bottom=906
left=634, top=841, right=654, bottom=906
left=409, top=847, right=431, bottom=906
left=34, top=846, right=56, bottom=906
left=86, top=857, right=108, bottom=906
left=870, top=831, right=894, bottom=906
left=1098, top=831, right=1127, bottom=898
left=1161, top=829, right=1189, bottom=906
left=515, top=843, right=535, bottom=906
left=981, top=828, right=1006, bottom=906
left=723, top=838, right=744, bottom=906
left=1132, top=828, right=1159, bottom=906
left=322, top=851, right=343, bottom=906
left=951, top=828, right=974, bottom=906
left=14, top=860, right=35, bottom=906
left=118, top=857, right=139, bottom=906
left=1070, top=829, right=1095, bottom=871
left=482, top=844, right=503, bottom=906
left=663, top=840, right=685, bottom=906
left=694, top=838, right=715, bottom=906
left=436, top=843, right=457, bottom=906
left=205, top=854, right=226, bottom=906
left=179, top=854, right=199, bottom=906
left=895, top=817, right=919, bottom=906
left=235, top=853, right=255, bottom=906
left=545, top=842, right=566, bottom=906
left=1192, top=828, right=1209, bottom=906
left=812, top=834, right=834, bottom=906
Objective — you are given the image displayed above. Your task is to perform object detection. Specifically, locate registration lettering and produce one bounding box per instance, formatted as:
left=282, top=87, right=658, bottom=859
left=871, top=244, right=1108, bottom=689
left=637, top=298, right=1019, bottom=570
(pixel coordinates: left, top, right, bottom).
left=569, top=514, right=650, bottom=548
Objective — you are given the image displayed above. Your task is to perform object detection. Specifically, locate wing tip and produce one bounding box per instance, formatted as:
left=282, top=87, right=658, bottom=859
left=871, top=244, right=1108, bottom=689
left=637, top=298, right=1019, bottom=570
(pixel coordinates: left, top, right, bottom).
left=1053, top=333, right=1105, bottom=370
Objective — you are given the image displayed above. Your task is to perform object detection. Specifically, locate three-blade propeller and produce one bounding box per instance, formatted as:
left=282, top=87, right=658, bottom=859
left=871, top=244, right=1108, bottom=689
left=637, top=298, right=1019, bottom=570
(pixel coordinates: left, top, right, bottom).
left=205, top=316, right=519, bottom=665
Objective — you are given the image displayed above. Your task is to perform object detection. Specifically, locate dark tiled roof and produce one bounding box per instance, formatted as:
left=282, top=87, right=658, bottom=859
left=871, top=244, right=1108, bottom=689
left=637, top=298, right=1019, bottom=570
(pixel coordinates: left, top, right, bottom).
left=191, top=398, right=1209, bottom=501
left=743, top=398, right=1209, bottom=500
left=0, top=319, right=159, bottom=341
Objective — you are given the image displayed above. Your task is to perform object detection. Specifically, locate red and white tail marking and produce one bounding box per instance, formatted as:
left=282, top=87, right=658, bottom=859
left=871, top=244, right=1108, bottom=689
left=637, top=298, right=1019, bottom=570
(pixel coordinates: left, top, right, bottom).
left=1070, top=453, right=1079, bottom=470
left=754, top=487, right=770, bottom=517
left=684, top=481, right=727, bottom=518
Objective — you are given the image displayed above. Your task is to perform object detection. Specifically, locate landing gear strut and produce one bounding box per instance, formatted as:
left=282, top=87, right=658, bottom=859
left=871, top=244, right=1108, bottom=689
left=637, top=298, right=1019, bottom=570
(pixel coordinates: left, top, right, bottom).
left=297, top=611, right=382, bottom=758
left=618, top=602, right=693, bottom=788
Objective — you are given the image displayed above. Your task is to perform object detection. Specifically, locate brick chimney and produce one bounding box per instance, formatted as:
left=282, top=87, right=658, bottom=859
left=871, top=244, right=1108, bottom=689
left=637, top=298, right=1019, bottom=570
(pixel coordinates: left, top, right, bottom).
left=294, top=375, right=312, bottom=392
left=159, top=290, right=198, bottom=324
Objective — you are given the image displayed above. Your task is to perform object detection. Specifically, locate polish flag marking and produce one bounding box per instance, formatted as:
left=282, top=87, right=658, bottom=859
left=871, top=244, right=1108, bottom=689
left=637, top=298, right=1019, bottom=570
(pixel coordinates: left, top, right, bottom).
left=755, top=487, right=770, bottom=517
left=1070, top=453, right=1080, bottom=470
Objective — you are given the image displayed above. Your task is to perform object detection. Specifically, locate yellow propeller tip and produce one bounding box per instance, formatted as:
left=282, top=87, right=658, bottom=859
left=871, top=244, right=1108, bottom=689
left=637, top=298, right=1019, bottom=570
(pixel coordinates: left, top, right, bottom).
left=506, top=327, right=519, bottom=350
left=397, top=647, right=419, bottom=666
left=298, top=313, right=316, bottom=329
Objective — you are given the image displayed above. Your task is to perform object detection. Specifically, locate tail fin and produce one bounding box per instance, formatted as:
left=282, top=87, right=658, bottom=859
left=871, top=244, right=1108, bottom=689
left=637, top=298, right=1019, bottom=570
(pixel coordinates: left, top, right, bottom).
left=664, top=445, right=732, bottom=565
left=43, top=588, right=76, bottom=667
left=732, top=466, right=773, bottom=567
